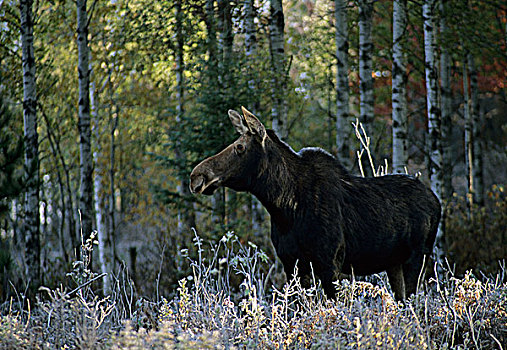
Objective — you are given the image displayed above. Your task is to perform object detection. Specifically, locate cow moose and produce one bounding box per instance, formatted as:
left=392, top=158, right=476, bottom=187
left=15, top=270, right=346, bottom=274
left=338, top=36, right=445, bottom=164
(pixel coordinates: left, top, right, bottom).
left=189, top=107, right=441, bottom=300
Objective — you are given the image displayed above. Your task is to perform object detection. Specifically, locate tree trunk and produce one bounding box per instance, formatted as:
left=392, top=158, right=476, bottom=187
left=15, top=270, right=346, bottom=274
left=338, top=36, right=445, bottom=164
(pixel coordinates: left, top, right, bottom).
left=77, top=0, right=93, bottom=247
left=174, top=0, right=195, bottom=234
left=463, top=52, right=473, bottom=208
left=244, top=0, right=257, bottom=58
left=20, top=0, right=41, bottom=292
left=423, top=0, right=443, bottom=261
left=91, top=80, right=110, bottom=294
left=243, top=0, right=265, bottom=237
left=440, top=0, right=453, bottom=200
left=269, top=0, right=287, bottom=140
left=358, top=0, right=374, bottom=139
left=392, top=0, right=408, bottom=174
left=218, top=0, right=233, bottom=67
left=334, top=0, right=351, bottom=168
left=109, top=103, right=118, bottom=272
left=468, top=54, right=484, bottom=205
left=205, top=0, right=217, bottom=65
left=41, top=109, right=69, bottom=264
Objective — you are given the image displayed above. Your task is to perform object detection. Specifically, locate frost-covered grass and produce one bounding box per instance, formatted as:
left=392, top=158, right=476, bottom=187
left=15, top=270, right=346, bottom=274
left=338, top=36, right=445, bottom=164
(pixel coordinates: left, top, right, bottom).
left=1, top=231, right=505, bottom=349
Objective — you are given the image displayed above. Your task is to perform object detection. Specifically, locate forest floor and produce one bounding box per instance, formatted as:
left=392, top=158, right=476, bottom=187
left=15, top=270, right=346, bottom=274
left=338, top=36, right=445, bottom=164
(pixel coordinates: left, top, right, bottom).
left=1, top=232, right=506, bottom=349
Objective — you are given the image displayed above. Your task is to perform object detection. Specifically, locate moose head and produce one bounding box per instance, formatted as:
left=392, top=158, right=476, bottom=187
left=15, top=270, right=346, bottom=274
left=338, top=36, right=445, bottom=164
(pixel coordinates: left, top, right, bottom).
left=189, top=107, right=268, bottom=196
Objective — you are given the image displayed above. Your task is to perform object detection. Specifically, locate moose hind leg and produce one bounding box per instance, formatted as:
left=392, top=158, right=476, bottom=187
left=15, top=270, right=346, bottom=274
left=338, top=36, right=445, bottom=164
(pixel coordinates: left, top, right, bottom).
left=386, top=265, right=406, bottom=301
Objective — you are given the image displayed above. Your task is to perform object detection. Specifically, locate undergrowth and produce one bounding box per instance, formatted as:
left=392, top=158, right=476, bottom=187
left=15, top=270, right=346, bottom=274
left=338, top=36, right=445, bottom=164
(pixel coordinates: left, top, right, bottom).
left=1, top=230, right=505, bottom=349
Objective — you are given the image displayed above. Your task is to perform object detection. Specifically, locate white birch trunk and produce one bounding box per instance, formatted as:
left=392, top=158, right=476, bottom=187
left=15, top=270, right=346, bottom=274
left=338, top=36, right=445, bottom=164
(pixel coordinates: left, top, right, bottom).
left=334, top=0, right=351, bottom=168
left=468, top=54, right=483, bottom=205
left=243, top=0, right=265, bottom=236
left=91, top=81, right=110, bottom=293
left=20, top=0, right=40, bottom=289
left=358, top=0, right=374, bottom=138
left=244, top=0, right=257, bottom=58
left=440, top=0, right=453, bottom=199
left=109, top=105, right=118, bottom=273
left=423, top=0, right=443, bottom=261
left=77, top=0, right=93, bottom=243
left=463, top=53, right=473, bottom=207
left=270, top=0, right=287, bottom=140
left=392, top=0, right=408, bottom=174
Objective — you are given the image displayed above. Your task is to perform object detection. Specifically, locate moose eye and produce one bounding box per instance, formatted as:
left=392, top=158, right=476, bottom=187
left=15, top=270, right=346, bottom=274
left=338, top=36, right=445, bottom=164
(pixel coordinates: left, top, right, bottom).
left=235, top=143, right=245, bottom=154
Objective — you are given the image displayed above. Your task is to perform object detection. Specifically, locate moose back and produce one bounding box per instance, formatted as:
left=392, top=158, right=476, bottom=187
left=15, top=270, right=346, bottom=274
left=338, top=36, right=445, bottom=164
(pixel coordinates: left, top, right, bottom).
left=190, top=107, right=441, bottom=300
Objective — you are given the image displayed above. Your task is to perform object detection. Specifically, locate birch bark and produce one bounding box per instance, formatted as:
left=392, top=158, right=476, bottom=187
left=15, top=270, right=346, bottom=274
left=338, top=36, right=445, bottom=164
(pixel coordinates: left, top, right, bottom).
left=77, top=0, right=93, bottom=244
left=334, top=0, right=351, bottom=168
left=244, top=0, right=258, bottom=58
left=269, top=0, right=287, bottom=140
left=440, top=0, right=453, bottom=199
left=91, top=80, right=110, bottom=293
left=392, top=0, right=408, bottom=174
left=463, top=53, right=473, bottom=207
left=20, top=0, right=40, bottom=289
left=423, top=0, right=443, bottom=260
left=358, top=0, right=374, bottom=138
left=243, top=0, right=265, bottom=236
left=468, top=55, right=484, bottom=205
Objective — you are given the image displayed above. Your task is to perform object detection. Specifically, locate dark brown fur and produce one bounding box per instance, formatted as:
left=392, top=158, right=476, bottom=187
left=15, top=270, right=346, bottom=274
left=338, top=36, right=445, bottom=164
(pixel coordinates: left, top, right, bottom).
left=190, top=108, right=441, bottom=300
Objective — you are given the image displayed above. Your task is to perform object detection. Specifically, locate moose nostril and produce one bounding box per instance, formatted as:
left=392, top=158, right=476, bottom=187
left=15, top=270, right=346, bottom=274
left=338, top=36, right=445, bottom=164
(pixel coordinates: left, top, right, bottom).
left=190, top=174, right=205, bottom=194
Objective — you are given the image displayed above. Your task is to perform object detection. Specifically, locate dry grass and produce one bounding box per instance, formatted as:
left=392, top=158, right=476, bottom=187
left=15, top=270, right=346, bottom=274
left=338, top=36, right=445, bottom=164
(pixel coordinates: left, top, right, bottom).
left=1, top=231, right=504, bottom=349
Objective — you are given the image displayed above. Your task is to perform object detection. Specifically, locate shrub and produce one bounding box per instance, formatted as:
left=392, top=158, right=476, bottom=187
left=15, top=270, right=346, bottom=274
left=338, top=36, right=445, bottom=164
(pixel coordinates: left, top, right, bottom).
left=445, top=184, right=506, bottom=275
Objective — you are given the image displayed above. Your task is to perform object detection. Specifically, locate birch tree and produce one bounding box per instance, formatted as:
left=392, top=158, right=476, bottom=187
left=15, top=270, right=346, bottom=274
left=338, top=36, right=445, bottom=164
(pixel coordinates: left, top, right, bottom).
left=269, top=0, right=287, bottom=140
left=423, top=0, right=443, bottom=260
left=440, top=0, right=453, bottom=199
left=243, top=0, right=265, bottom=235
left=358, top=0, right=374, bottom=138
left=334, top=0, right=351, bottom=168
left=20, top=0, right=40, bottom=291
left=77, top=0, right=93, bottom=245
left=392, top=0, right=408, bottom=174
left=244, top=0, right=257, bottom=59
left=463, top=52, right=473, bottom=207
left=469, top=55, right=484, bottom=205
left=174, top=0, right=196, bottom=233
left=91, top=80, right=110, bottom=293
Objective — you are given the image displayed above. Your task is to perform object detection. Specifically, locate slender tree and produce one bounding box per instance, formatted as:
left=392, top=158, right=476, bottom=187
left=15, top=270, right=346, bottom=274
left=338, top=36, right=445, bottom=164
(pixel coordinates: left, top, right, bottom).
left=91, top=79, right=110, bottom=293
left=334, top=0, right=351, bottom=168
left=462, top=51, right=473, bottom=208
left=269, top=0, right=287, bottom=140
left=174, top=0, right=196, bottom=233
left=20, top=0, right=40, bottom=291
left=423, top=0, right=443, bottom=260
left=469, top=55, right=483, bottom=205
left=243, top=0, right=265, bottom=236
left=358, top=0, right=374, bottom=139
left=244, top=0, right=257, bottom=58
left=77, top=0, right=93, bottom=245
left=392, top=0, right=408, bottom=174
left=440, top=0, right=453, bottom=199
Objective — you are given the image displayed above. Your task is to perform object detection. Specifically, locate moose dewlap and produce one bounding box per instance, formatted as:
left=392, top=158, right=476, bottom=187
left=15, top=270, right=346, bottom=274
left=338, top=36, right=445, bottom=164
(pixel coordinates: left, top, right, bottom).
left=190, top=107, right=441, bottom=300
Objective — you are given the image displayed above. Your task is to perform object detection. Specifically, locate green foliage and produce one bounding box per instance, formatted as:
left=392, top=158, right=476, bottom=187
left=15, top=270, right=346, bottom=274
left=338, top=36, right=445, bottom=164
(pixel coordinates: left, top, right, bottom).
left=0, top=94, right=24, bottom=217
left=446, top=185, right=507, bottom=275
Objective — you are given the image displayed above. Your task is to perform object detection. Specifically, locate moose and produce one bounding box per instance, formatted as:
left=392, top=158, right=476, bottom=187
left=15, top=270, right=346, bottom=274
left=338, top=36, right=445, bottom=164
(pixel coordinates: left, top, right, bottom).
left=190, top=107, right=441, bottom=300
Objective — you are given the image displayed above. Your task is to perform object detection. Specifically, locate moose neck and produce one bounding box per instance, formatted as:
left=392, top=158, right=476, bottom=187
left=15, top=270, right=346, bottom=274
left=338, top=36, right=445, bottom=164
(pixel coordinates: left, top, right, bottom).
left=248, top=132, right=303, bottom=232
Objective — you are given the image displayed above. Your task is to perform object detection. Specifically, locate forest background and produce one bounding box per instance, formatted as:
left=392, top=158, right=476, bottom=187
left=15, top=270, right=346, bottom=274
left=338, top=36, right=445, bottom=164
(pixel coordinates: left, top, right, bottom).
left=0, top=0, right=506, bottom=345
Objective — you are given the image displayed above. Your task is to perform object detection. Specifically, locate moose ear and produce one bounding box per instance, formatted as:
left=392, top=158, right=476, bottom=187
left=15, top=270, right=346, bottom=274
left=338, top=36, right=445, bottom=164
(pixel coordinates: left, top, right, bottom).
left=228, top=109, right=250, bottom=135
left=241, top=106, right=266, bottom=141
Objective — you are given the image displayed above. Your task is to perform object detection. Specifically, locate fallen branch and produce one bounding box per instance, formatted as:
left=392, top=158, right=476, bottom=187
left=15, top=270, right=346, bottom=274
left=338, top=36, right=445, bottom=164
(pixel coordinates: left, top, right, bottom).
left=65, top=272, right=107, bottom=298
